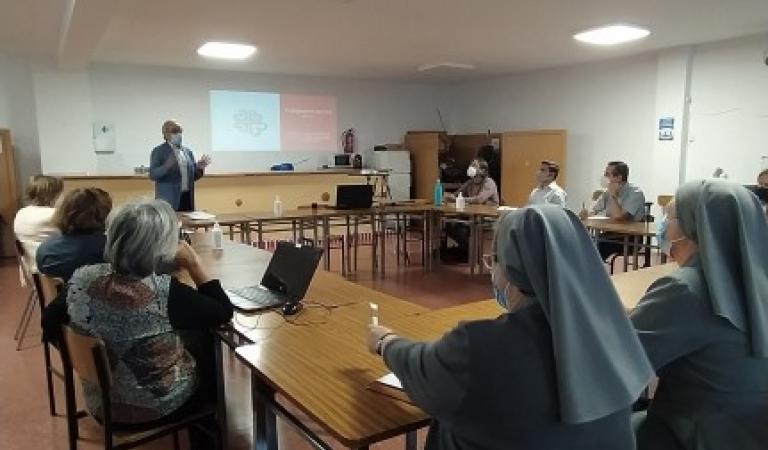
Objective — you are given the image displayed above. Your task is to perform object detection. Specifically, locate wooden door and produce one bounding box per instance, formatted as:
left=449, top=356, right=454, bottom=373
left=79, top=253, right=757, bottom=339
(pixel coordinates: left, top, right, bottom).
left=501, top=130, right=566, bottom=206
left=0, top=129, right=19, bottom=256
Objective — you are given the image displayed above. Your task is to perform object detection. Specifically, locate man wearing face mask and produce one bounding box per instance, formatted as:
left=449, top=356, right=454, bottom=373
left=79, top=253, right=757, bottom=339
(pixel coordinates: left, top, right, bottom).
left=150, top=120, right=212, bottom=212
left=442, top=159, right=500, bottom=262
left=579, top=161, right=646, bottom=260
left=528, top=160, right=567, bottom=207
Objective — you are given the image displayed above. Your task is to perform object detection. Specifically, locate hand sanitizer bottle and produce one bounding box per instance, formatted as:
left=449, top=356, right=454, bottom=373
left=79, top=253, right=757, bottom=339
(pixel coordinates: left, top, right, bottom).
left=212, top=222, right=223, bottom=250
left=456, top=192, right=466, bottom=210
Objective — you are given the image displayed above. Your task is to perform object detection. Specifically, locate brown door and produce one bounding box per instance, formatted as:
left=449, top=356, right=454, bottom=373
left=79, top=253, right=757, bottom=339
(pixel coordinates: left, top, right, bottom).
left=501, top=130, right=566, bottom=206
left=0, top=129, right=19, bottom=256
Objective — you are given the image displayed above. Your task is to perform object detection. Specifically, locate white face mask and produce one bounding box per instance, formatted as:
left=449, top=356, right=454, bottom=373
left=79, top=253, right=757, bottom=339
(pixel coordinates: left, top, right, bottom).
left=467, top=166, right=478, bottom=178
left=600, top=176, right=610, bottom=189
left=169, top=133, right=182, bottom=148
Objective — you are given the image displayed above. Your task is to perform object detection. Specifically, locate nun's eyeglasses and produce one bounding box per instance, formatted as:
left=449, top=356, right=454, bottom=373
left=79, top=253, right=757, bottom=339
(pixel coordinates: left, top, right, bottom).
left=482, top=253, right=497, bottom=270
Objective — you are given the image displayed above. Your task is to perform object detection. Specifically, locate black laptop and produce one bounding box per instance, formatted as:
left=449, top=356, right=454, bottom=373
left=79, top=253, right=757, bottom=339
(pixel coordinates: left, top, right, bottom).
left=226, top=242, right=323, bottom=312
left=336, top=184, right=374, bottom=209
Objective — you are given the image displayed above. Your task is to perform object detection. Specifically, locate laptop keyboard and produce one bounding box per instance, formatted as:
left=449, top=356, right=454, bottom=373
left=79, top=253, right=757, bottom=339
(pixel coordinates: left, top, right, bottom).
left=227, top=285, right=285, bottom=309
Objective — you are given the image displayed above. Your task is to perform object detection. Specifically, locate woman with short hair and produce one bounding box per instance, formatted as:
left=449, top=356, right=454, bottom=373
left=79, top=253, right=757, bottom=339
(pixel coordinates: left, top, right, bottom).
left=13, top=175, right=63, bottom=272
left=369, top=205, right=653, bottom=450
left=36, top=187, right=112, bottom=281
left=43, top=199, right=232, bottom=449
left=632, top=180, right=768, bottom=450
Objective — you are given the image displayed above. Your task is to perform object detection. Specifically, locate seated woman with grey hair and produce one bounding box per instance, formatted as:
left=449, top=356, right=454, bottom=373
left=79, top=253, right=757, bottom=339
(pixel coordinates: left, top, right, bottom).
left=43, top=199, right=232, bottom=448
left=368, top=205, right=654, bottom=450
left=632, top=180, right=768, bottom=450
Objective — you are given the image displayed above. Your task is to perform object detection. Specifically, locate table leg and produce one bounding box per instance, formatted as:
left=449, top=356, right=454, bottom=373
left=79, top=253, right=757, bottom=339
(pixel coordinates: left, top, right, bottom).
left=469, top=216, right=478, bottom=275
left=644, top=235, right=652, bottom=268
left=257, top=222, right=263, bottom=249
left=371, top=214, right=378, bottom=276
left=380, top=213, right=386, bottom=278
left=345, top=216, right=351, bottom=275
left=423, top=211, right=429, bottom=270
left=292, top=220, right=297, bottom=242
left=252, top=374, right=278, bottom=450
left=214, top=335, right=228, bottom=450
left=395, top=213, right=401, bottom=265
left=622, top=236, right=629, bottom=273
left=405, top=430, right=417, bottom=450
left=323, top=217, right=331, bottom=271
left=632, top=235, right=640, bottom=271
left=354, top=216, right=359, bottom=272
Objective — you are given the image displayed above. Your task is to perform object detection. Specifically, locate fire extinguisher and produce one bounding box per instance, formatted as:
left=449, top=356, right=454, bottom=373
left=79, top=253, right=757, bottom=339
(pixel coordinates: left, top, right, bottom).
left=341, top=128, right=355, bottom=154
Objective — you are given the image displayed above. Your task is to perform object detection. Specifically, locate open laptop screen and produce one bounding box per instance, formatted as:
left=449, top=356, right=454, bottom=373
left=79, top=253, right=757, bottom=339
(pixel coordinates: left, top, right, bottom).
left=261, top=242, right=323, bottom=300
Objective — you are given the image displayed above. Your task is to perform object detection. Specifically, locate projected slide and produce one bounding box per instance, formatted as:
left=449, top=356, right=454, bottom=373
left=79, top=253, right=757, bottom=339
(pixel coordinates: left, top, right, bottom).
left=210, top=90, right=337, bottom=152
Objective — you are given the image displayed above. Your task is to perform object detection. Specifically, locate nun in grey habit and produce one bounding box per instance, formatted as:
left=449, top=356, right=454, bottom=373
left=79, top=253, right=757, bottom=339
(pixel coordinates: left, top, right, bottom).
left=368, top=205, right=654, bottom=450
left=632, top=180, right=768, bottom=450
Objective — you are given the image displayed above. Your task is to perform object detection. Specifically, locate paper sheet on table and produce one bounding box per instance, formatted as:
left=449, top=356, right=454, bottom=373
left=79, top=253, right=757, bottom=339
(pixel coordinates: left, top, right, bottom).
left=183, top=211, right=216, bottom=220
left=369, top=372, right=412, bottom=404
left=587, top=216, right=611, bottom=220
left=377, top=373, right=402, bottom=390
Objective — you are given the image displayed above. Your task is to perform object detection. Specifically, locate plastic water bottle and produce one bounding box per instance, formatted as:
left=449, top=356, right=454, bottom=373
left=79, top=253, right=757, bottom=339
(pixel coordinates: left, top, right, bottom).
left=212, top=222, right=223, bottom=250
left=273, top=195, right=283, bottom=217
left=433, top=179, right=444, bottom=206
left=456, top=191, right=466, bottom=210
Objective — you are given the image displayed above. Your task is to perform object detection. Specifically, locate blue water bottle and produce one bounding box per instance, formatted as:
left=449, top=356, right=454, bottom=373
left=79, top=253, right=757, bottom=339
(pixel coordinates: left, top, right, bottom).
left=433, top=179, right=444, bottom=206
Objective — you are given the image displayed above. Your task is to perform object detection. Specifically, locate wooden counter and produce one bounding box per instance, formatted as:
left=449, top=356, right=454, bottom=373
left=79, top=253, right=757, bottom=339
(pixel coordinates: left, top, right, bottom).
left=55, top=170, right=383, bottom=214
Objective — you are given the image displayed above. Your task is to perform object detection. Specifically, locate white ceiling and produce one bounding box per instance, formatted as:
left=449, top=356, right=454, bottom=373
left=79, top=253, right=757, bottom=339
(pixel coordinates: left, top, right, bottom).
left=2, top=0, right=768, bottom=81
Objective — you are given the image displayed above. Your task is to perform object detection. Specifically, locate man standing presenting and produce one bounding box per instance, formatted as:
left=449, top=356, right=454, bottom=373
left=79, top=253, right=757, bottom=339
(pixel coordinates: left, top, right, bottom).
left=150, top=120, right=211, bottom=211
left=528, top=160, right=567, bottom=207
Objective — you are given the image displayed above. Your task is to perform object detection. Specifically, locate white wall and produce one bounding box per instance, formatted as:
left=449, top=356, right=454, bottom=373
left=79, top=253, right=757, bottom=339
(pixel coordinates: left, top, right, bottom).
left=686, top=34, right=768, bottom=184
left=0, top=54, right=43, bottom=192
left=449, top=54, right=659, bottom=210
left=31, top=63, right=446, bottom=174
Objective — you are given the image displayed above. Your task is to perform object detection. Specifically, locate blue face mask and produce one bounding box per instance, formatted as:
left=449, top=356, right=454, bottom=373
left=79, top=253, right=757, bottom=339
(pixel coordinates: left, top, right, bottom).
left=169, top=133, right=182, bottom=148
left=657, top=215, right=670, bottom=255
left=494, top=285, right=508, bottom=309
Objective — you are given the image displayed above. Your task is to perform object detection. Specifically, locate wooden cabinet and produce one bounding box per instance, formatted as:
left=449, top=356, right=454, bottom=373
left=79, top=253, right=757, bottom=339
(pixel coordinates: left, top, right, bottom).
left=501, top=130, right=567, bottom=206
left=405, top=132, right=442, bottom=200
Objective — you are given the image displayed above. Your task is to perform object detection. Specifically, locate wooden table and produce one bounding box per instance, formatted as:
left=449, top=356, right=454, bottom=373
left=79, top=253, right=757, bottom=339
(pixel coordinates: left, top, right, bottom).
left=387, top=263, right=679, bottom=340
left=193, top=236, right=677, bottom=450
left=193, top=238, right=430, bottom=450
left=584, top=218, right=658, bottom=272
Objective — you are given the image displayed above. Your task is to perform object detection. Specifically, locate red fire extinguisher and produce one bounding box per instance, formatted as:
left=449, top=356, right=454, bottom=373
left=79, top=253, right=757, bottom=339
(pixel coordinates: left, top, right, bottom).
left=341, top=128, right=355, bottom=154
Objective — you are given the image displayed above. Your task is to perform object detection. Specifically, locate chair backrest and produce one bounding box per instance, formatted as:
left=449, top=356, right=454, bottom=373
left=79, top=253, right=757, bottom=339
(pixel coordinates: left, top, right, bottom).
left=657, top=194, right=674, bottom=209
left=14, top=238, right=35, bottom=286
left=61, top=325, right=112, bottom=389
left=37, top=274, right=62, bottom=304
left=643, top=202, right=655, bottom=223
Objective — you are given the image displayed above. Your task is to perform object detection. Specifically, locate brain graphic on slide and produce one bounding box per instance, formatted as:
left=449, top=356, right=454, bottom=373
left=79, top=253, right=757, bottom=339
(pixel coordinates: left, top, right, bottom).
left=233, top=109, right=268, bottom=137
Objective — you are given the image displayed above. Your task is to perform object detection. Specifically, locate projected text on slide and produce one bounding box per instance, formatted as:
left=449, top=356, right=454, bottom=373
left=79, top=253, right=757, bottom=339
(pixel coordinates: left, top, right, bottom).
left=210, top=90, right=337, bottom=152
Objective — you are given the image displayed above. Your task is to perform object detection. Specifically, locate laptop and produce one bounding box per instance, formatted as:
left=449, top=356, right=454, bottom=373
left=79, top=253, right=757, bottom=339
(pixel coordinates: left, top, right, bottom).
left=226, top=242, right=323, bottom=312
left=336, top=184, right=374, bottom=210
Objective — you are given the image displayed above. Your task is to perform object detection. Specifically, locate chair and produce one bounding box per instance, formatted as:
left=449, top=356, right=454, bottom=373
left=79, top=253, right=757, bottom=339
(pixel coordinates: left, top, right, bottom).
left=657, top=194, right=674, bottom=209
left=59, top=325, right=221, bottom=450
left=13, top=239, right=39, bottom=351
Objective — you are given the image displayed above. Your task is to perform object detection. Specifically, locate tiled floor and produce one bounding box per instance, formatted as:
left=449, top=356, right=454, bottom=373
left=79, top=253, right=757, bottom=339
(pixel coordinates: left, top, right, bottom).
left=0, top=236, right=495, bottom=450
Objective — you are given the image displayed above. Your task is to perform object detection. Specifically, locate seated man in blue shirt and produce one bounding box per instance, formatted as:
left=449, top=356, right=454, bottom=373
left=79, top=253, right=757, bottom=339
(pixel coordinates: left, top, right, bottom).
left=580, top=161, right=647, bottom=260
